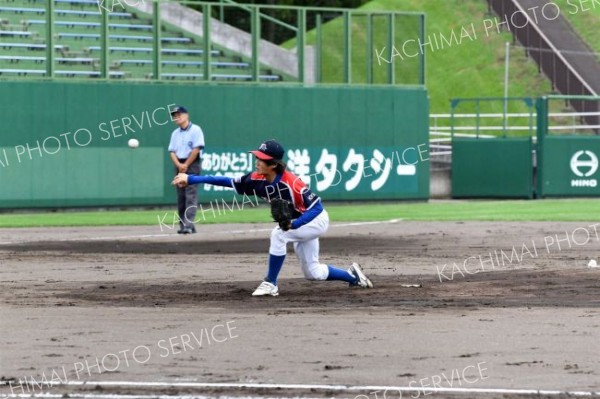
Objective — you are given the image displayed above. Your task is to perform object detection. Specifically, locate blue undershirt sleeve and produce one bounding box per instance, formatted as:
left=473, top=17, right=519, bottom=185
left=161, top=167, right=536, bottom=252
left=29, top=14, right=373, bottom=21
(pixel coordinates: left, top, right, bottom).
left=291, top=201, right=323, bottom=230
left=187, top=175, right=233, bottom=188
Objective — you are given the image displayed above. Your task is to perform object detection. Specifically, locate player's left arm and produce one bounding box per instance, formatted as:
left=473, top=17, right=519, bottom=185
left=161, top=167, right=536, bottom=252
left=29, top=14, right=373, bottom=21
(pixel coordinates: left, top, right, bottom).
left=290, top=200, right=323, bottom=230
left=172, top=173, right=233, bottom=188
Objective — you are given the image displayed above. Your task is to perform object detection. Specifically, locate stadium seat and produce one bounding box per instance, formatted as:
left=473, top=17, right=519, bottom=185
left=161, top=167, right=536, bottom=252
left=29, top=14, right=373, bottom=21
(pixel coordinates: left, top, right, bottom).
left=55, top=57, right=95, bottom=65
left=54, top=0, right=100, bottom=5
left=88, top=46, right=152, bottom=54
left=0, top=43, right=67, bottom=51
left=27, top=20, right=153, bottom=30
left=56, top=33, right=192, bottom=43
left=54, top=70, right=126, bottom=78
left=0, top=55, right=45, bottom=63
left=55, top=9, right=132, bottom=18
left=0, top=68, right=45, bottom=75
left=0, top=30, right=32, bottom=37
left=0, top=0, right=286, bottom=82
left=162, top=48, right=221, bottom=56
left=0, top=6, right=44, bottom=14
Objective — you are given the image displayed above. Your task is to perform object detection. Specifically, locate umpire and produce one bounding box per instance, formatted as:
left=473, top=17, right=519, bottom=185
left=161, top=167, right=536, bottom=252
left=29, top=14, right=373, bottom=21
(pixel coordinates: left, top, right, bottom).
left=168, top=105, right=205, bottom=234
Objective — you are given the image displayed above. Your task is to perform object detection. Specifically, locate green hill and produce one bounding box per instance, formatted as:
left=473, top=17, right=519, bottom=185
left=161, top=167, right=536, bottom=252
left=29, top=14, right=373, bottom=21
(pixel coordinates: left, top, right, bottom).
left=553, top=0, right=600, bottom=56
left=288, top=0, right=598, bottom=114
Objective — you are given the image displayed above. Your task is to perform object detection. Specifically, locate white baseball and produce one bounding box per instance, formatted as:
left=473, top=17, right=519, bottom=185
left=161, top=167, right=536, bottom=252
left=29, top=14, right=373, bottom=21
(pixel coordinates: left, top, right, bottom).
left=128, top=138, right=139, bottom=149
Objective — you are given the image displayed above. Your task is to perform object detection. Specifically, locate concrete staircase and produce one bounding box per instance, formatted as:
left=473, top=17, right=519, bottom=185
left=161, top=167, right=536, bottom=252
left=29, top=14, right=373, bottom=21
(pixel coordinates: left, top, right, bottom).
left=128, top=1, right=315, bottom=83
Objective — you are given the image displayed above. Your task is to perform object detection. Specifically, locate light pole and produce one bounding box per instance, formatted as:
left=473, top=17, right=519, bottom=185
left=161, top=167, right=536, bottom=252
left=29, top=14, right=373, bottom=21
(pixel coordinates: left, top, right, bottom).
left=503, top=41, right=510, bottom=136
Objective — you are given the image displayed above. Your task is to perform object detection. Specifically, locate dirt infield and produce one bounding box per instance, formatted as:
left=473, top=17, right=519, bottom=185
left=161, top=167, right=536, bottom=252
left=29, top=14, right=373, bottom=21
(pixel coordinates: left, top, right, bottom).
left=1, top=220, right=600, bottom=398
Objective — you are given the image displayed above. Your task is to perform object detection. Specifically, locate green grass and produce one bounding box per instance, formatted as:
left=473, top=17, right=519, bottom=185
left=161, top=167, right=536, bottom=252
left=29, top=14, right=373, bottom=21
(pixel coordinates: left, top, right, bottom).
left=1, top=199, right=599, bottom=228
left=553, top=0, right=600, bottom=56
left=284, top=0, right=554, bottom=114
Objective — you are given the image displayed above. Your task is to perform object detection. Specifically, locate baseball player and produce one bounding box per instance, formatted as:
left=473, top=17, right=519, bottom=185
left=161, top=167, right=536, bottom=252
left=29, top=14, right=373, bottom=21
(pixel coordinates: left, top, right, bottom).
left=172, top=139, right=373, bottom=296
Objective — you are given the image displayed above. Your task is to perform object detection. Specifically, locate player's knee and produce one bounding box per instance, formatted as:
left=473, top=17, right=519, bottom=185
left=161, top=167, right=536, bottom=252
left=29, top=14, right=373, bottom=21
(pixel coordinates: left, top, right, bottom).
left=269, top=227, right=287, bottom=256
left=270, top=226, right=285, bottom=242
left=305, top=262, right=328, bottom=281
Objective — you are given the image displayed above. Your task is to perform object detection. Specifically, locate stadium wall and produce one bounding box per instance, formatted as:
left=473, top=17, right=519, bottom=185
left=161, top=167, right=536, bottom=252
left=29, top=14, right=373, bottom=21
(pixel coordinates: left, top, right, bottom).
left=0, top=81, right=429, bottom=209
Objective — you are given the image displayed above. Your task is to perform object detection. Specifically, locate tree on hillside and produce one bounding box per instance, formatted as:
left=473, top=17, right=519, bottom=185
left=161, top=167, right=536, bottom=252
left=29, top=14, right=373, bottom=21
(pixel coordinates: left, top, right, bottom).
left=189, top=0, right=370, bottom=44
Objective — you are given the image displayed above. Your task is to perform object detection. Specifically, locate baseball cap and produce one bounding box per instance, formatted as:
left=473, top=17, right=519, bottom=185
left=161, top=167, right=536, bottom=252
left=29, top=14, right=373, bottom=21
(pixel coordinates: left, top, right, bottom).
left=170, top=105, right=188, bottom=115
left=250, top=139, right=285, bottom=161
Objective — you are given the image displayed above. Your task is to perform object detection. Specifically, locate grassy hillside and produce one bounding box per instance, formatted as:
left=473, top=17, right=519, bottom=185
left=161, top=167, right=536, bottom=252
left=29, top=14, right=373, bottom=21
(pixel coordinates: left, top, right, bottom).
left=285, top=0, right=553, bottom=114
left=554, top=0, right=600, bottom=56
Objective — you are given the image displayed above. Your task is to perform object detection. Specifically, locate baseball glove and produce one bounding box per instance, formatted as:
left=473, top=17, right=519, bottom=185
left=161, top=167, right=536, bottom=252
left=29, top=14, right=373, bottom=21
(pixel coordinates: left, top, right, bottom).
left=270, top=198, right=292, bottom=231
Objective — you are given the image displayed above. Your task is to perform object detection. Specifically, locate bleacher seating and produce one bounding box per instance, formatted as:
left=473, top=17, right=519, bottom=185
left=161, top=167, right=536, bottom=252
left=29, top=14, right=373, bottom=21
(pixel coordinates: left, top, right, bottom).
left=0, top=0, right=284, bottom=82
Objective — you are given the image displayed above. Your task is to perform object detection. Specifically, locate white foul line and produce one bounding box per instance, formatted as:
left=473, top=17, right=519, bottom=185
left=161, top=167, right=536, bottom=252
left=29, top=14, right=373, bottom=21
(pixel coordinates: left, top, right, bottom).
left=0, top=395, right=319, bottom=399
left=1, top=380, right=599, bottom=397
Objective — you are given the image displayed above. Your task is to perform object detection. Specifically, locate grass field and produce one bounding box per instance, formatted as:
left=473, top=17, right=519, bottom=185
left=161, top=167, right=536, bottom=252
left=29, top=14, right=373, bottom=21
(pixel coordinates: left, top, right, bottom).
left=1, top=199, right=599, bottom=228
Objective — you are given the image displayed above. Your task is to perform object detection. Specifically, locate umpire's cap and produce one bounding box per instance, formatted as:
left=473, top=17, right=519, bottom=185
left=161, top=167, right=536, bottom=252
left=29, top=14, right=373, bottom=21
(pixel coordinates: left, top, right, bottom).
left=170, top=105, right=188, bottom=115
left=250, top=139, right=284, bottom=161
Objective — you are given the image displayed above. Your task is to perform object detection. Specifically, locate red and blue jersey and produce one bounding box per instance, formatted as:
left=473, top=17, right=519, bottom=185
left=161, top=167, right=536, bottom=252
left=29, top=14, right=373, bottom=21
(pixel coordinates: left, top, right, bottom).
left=186, top=170, right=324, bottom=229
left=233, top=171, right=320, bottom=219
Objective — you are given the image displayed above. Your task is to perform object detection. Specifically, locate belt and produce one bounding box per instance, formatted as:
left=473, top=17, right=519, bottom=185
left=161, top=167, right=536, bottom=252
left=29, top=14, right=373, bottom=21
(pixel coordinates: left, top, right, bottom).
left=178, top=156, right=199, bottom=163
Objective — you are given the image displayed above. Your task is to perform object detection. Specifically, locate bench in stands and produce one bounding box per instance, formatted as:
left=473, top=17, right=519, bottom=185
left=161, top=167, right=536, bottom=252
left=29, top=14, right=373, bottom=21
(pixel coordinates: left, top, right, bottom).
left=0, top=6, right=44, bottom=14
left=0, top=30, right=32, bottom=38
left=0, top=69, right=126, bottom=78
left=57, top=33, right=191, bottom=43
left=0, top=55, right=45, bottom=63
left=0, top=42, right=67, bottom=51
left=118, top=60, right=250, bottom=69
left=54, top=0, right=101, bottom=5
left=162, top=48, right=221, bottom=56
left=27, top=20, right=153, bottom=30
left=55, top=9, right=131, bottom=18
left=143, top=72, right=281, bottom=81
left=54, top=70, right=126, bottom=78
left=56, top=57, right=95, bottom=65
left=88, top=46, right=151, bottom=54
left=0, top=68, right=45, bottom=76
left=212, top=73, right=281, bottom=81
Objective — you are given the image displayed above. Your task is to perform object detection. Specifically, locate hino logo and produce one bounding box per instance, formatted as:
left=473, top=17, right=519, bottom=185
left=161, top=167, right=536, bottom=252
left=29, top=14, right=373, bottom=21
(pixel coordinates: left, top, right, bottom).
left=570, top=150, right=598, bottom=177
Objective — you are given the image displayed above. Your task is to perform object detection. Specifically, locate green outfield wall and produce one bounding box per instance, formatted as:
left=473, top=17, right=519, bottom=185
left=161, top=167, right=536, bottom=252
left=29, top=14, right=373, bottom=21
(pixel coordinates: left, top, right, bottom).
left=537, top=96, right=600, bottom=198
left=0, top=81, right=429, bottom=209
left=538, top=136, right=600, bottom=197
left=452, top=138, right=533, bottom=199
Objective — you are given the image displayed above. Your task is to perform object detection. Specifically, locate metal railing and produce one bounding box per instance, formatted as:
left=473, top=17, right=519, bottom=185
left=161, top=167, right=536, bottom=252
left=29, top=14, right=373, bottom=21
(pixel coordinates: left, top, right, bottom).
left=449, top=97, right=536, bottom=138
left=430, top=96, right=600, bottom=160
left=487, top=0, right=599, bottom=125
left=26, top=0, right=425, bottom=85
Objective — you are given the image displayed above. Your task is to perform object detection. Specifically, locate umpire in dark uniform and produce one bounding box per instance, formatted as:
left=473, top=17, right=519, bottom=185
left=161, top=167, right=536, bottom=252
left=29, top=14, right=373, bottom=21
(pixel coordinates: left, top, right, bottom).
left=168, top=105, right=205, bottom=234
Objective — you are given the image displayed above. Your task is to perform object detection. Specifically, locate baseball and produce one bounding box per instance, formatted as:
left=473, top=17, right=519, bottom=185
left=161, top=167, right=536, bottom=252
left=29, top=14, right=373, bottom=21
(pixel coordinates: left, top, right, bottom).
left=128, top=138, right=139, bottom=149
left=588, top=259, right=598, bottom=268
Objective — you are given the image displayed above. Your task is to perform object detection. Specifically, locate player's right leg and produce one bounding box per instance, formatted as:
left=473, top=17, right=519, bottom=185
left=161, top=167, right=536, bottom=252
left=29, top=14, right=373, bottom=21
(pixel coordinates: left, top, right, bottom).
left=295, top=239, right=373, bottom=288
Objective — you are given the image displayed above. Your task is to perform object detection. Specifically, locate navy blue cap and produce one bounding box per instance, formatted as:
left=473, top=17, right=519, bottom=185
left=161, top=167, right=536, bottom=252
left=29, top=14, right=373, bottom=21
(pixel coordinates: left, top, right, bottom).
left=250, top=139, right=284, bottom=161
left=170, top=105, right=188, bottom=115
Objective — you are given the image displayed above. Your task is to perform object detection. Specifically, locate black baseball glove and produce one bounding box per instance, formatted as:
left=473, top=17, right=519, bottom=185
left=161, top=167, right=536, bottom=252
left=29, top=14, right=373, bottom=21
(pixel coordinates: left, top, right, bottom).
left=270, top=198, right=292, bottom=231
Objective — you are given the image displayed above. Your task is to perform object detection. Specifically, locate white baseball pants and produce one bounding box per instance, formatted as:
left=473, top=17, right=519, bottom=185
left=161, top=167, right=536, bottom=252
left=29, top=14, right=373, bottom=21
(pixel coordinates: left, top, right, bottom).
left=269, top=209, right=330, bottom=281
